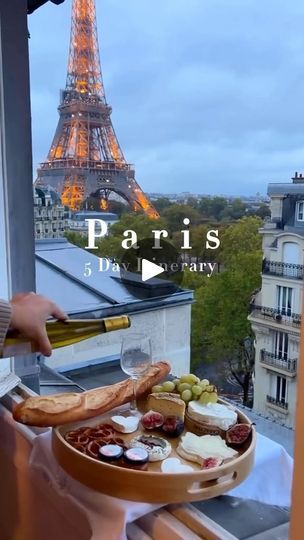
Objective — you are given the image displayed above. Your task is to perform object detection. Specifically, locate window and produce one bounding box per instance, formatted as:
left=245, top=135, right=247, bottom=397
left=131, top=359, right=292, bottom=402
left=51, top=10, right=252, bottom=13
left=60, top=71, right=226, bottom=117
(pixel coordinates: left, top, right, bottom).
left=274, top=331, right=288, bottom=360
left=297, top=201, right=304, bottom=221
left=277, top=285, right=292, bottom=316
left=276, top=375, right=288, bottom=404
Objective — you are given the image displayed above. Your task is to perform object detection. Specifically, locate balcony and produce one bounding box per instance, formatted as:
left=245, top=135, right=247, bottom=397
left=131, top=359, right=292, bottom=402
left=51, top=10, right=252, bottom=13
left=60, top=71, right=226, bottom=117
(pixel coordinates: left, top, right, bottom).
left=266, top=395, right=288, bottom=410
left=249, top=304, right=301, bottom=328
left=260, top=349, right=297, bottom=375
left=263, top=260, right=304, bottom=280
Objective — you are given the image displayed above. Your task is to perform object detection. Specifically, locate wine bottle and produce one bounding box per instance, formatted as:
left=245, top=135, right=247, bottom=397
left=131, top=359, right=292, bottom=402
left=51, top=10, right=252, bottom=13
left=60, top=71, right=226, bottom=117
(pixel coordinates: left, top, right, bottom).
left=1, top=315, right=130, bottom=358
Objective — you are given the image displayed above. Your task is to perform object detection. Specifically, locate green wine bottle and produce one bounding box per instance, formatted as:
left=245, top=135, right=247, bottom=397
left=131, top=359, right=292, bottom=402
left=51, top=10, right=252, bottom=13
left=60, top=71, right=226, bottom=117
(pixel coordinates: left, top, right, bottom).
left=1, top=315, right=130, bottom=358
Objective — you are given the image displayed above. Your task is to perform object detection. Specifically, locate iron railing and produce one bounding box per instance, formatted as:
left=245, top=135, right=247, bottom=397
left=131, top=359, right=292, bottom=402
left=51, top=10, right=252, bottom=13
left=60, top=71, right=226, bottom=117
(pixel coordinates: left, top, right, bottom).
left=249, top=304, right=301, bottom=327
left=263, top=260, right=304, bottom=280
left=260, top=349, right=297, bottom=374
left=39, top=159, right=133, bottom=172
left=266, top=395, right=288, bottom=410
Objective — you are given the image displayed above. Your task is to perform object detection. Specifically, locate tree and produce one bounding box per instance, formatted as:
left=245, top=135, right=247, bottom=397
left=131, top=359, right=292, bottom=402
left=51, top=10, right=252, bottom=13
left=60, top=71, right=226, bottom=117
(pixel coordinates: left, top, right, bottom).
left=199, top=196, right=228, bottom=219
left=91, top=213, right=169, bottom=261
left=163, top=204, right=201, bottom=234
left=219, top=216, right=262, bottom=267
left=190, top=218, right=263, bottom=406
left=153, top=197, right=173, bottom=213
left=65, top=231, right=87, bottom=249
left=254, top=204, right=271, bottom=219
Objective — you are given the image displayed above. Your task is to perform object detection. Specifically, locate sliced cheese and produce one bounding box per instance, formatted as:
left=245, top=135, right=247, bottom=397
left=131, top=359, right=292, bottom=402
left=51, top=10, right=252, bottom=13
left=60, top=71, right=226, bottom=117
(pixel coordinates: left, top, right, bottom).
left=178, top=432, right=237, bottom=460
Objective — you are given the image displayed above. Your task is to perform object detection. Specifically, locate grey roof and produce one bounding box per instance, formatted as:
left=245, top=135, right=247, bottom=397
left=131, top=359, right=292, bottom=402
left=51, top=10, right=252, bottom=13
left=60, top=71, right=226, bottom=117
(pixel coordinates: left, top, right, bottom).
left=73, top=211, right=118, bottom=221
left=35, top=238, right=193, bottom=316
left=268, top=182, right=304, bottom=196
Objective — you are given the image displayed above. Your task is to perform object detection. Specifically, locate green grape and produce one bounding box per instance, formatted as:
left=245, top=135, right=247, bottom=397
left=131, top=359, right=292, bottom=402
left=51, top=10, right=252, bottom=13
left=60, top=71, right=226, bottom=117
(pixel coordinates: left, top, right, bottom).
left=199, top=379, right=209, bottom=387
left=208, top=392, right=218, bottom=404
left=199, top=391, right=210, bottom=404
left=178, top=382, right=192, bottom=393
left=162, top=381, right=175, bottom=392
left=206, top=384, right=215, bottom=392
left=192, top=384, right=203, bottom=396
left=192, top=393, right=200, bottom=400
left=151, top=385, right=163, bottom=393
left=172, top=378, right=180, bottom=388
left=180, top=374, right=199, bottom=384
left=181, top=389, right=192, bottom=402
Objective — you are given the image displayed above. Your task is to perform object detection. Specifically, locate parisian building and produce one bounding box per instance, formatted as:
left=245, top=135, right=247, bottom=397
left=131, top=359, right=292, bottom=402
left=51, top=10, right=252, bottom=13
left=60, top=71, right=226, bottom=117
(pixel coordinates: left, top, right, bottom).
left=249, top=172, right=304, bottom=428
left=67, top=211, right=118, bottom=235
left=34, top=186, right=67, bottom=239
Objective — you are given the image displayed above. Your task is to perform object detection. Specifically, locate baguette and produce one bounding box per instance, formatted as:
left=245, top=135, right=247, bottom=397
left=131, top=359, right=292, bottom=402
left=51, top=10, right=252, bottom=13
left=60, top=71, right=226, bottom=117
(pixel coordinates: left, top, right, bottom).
left=13, top=361, right=171, bottom=427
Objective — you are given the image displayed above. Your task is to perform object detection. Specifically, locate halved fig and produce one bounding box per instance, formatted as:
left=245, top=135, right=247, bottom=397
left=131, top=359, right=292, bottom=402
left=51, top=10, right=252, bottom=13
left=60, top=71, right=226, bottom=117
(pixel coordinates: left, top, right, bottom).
left=162, top=415, right=184, bottom=437
left=226, top=423, right=252, bottom=446
left=141, top=410, right=164, bottom=430
left=203, top=457, right=223, bottom=469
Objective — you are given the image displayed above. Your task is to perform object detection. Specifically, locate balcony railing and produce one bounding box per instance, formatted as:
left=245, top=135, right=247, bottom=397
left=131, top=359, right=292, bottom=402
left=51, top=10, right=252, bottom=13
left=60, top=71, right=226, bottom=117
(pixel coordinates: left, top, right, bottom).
left=266, top=395, right=288, bottom=410
left=260, top=349, right=297, bottom=374
left=263, top=260, right=304, bottom=280
left=249, top=304, right=301, bottom=327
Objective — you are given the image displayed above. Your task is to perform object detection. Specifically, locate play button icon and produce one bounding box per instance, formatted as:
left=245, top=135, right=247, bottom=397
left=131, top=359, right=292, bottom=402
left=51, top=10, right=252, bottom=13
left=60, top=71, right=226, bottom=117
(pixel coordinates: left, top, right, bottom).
left=118, top=237, right=184, bottom=299
left=142, top=259, right=165, bottom=282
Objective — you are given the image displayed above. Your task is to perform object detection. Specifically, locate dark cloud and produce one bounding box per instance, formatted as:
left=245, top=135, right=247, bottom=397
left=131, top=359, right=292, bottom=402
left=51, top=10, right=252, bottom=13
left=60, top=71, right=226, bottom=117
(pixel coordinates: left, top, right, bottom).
left=29, top=0, right=304, bottom=194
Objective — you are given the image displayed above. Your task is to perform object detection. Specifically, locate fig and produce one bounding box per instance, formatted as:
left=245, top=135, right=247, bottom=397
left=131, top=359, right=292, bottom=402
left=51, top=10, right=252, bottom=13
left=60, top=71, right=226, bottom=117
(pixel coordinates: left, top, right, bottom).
left=226, top=423, right=252, bottom=447
left=161, top=415, right=184, bottom=437
left=141, top=410, right=164, bottom=430
left=203, top=457, right=223, bottom=469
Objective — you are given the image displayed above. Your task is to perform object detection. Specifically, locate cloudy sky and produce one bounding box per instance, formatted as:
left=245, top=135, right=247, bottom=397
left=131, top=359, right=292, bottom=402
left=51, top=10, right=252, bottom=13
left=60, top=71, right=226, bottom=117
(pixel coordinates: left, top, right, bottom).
left=28, top=0, right=304, bottom=196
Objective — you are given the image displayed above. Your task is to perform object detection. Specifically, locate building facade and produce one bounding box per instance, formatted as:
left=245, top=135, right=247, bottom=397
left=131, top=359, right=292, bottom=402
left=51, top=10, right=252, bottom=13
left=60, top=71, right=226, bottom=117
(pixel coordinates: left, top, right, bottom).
left=34, top=186, right=67, bottom=239
left=250, top=173, right=304, bottom=428
left=67, top=211, right=118, bottom=235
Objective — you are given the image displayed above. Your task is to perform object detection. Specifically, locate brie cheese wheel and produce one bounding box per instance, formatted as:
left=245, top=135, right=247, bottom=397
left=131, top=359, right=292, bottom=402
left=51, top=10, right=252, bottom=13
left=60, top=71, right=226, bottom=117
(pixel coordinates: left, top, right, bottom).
left=129, top=435, right=171, bottom=462
left=177, top=432, right=237, bottom=461
left=188, top=402, right=237, bottom=431
left=110, top=415, right=139, bottom=434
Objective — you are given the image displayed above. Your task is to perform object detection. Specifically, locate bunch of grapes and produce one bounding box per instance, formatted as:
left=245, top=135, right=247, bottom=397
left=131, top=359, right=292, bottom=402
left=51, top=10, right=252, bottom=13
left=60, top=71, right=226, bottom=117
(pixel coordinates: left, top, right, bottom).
left=152, top=374, right=218, bottom=404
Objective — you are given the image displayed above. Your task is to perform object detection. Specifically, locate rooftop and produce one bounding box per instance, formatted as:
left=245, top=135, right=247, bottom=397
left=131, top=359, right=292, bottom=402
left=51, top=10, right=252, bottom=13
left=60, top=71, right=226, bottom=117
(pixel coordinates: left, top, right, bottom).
left=72, top=211, right=118, bottom=221
left=35, top=238, right=193, bottom=316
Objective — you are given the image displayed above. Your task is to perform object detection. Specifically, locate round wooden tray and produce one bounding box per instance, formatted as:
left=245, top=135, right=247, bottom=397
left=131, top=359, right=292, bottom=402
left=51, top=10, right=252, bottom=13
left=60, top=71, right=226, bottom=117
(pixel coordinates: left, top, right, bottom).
left=52, top=402, right=256, bottom=504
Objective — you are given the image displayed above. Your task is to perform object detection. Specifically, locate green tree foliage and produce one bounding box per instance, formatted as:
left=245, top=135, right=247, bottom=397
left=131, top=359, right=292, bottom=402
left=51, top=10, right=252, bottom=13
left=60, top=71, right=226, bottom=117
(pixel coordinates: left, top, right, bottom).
left=198, top=196, right=228, bottom=219
left=163, top=204, right=201, bottom=233
left=65, top=231, right=87, bottom=249
left=153, top=197, right=173, bottom=212
left=190, top=217, right=263, bottom=405
left=90, top=213, right=169, bottom=260
left=219, top=216, right=262, bottom=266
left=253, top=204, right=271, bottom=219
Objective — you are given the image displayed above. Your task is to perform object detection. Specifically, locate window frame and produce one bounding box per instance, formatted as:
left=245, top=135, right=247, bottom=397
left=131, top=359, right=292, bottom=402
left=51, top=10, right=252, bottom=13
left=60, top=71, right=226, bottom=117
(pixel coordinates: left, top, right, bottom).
left=296, top=200, right=304, bottom=221
left=277, top=285, right=293, bottom=316
left=0, top=0, right=39, bottom=391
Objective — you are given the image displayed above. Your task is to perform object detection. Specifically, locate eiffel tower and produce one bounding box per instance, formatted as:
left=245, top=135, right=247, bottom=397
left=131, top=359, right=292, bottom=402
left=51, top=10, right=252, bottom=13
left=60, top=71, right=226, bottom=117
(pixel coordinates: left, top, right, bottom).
left=35, top=0, right=159, bottom=218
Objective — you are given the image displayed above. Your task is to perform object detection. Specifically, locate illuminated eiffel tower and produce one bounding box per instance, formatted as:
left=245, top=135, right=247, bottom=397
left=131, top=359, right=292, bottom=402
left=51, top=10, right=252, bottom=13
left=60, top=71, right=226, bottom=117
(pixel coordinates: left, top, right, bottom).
left=35, top=0, right=159, bottom=217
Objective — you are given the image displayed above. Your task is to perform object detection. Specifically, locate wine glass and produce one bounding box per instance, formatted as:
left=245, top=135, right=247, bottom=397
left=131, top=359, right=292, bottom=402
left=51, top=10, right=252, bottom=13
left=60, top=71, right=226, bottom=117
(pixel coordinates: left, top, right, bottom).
left=120, top=333, right=152, bottom=414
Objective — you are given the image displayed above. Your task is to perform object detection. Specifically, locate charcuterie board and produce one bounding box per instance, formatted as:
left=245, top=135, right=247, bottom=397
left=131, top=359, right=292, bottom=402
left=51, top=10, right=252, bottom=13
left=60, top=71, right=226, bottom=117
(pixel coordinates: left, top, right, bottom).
left=52, top=399, right=255, bottom=503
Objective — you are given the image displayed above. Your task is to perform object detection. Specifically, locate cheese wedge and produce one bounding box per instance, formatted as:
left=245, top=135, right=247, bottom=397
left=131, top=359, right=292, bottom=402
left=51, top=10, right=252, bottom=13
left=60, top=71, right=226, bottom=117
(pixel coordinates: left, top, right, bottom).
left=146, top=393, right=185, bottom=420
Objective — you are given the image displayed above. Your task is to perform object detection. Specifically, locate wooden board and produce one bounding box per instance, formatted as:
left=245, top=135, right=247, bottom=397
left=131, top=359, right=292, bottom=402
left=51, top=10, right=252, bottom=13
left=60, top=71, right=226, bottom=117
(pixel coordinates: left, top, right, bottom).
left=52, top=401, right=256, bottom=503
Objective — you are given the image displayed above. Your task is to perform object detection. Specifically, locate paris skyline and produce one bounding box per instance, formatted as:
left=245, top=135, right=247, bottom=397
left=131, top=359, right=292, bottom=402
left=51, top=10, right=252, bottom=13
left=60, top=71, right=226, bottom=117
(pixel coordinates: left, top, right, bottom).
left=29, top=0, right=304, bottom=196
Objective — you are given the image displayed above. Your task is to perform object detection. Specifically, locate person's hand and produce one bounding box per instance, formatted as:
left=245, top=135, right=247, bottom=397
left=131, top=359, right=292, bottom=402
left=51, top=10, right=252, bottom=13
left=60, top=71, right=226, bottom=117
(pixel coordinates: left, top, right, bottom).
left=9, top=292, right=67, bottom=357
